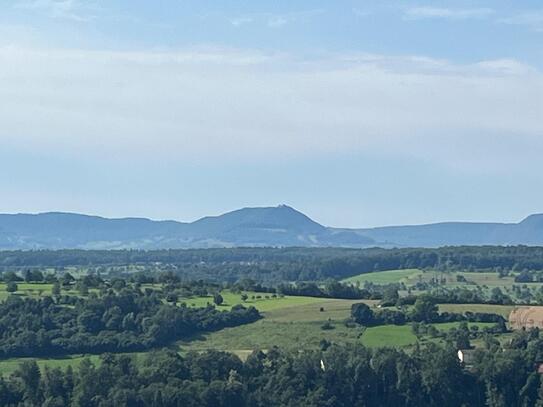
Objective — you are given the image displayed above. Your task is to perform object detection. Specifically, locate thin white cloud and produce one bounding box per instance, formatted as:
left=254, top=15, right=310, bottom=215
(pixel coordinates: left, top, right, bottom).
left=0, top=46, right=541, bottom=173
left=229, top=9, right=324, bottom=29
left=474, top=59, right=536, bottom=75
left=498, top=10, right=543, bottom=32
left=14, top=0, right=96, bottom=22
left=405, top=7, right=494, bottom=20
left=267, top=17, right=287, bottom=28
left=229, top=16, right=253, bottom=27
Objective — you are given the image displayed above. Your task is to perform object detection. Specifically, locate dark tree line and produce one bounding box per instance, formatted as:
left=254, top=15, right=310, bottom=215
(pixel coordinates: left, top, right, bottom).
left=0, top=289, right=260, bottom=359
left=350, top=299, right=506, bottom=327
left=3, top=335, right=543, bottom=406
left=276, top=281, right=378, bottom=300
left=2, top=246, right=543, bottom=282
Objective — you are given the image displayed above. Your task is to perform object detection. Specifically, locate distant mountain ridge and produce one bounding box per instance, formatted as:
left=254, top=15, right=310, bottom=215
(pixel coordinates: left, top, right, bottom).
left=0, top=205, right=542, bottom=249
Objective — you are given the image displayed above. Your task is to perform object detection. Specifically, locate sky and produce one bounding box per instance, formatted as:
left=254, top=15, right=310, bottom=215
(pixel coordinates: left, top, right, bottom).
left=1, top=0, right=542, bottom=228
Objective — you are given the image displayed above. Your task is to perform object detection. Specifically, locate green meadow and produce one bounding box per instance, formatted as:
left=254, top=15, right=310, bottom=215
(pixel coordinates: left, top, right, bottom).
left=180, top=290, right=329, bottom=312
left=179, top=297, right=368, bottom=352
left=0, top=283, right=55, bottom=301
left=342, top=269, right=423, bottom=285
left=361, top=322, right=496, bottom=348
left=0, top=354, right=102, bottom=376
left=360, top=325, right=417, bottom=347
left=341, top=268, right=543, bottom=289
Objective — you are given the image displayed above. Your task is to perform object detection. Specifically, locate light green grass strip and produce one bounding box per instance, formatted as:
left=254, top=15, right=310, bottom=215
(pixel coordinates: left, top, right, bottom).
left=342, top=269, right=422, bottom=285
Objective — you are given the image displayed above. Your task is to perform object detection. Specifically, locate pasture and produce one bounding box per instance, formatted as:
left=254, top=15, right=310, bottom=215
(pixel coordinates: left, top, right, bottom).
left=180, top=297, right=391, bottom=353
left=361, top=325, right=417, bottom=347
left=342, top=268, right=543, bottom=292
left=181, top=299, right=500, bottom=352
left=179, top=297, right=372, bottom=352
left=0, top=354, right=102, bottom=376
left=415, top=271, right=518, bottom=287
left=0, top=283, right=55, bottom=301
left=361, top=322, right=496, bottom=348
left=180, top=290, right=329, bottom=312
left=342, top=269, right=422, bottom=285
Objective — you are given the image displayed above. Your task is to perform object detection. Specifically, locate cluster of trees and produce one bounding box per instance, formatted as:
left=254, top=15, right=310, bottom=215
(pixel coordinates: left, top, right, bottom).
left=394, top=285, right=541, bottom=306
left=350, top=297, right=506, bottom=328
left=3, top=337, right=543, bottom=406
left=412, top=320, right=505, bottom=349
left=0, top=269, right=53, bottom=283
left=0, top=288, right=260, bottom=358
left=514, top=270, right=543, bottom=283
left=276, top=281, right=379, bottom=300
left=413, top=287, right=516, bottom=305
left=2, top=246, right=543, bottom=282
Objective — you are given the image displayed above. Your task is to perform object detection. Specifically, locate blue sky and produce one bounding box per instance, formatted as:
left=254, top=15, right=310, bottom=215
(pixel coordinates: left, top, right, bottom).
left=1, top=1, right=542, bottom=227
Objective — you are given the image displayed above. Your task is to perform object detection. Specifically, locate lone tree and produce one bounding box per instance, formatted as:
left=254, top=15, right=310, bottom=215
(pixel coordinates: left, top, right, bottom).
left=213, top=293, right=224, bottom=306
left=241, top=294, right=248, bottom=302
left=410, top=295, right=439, bottom=323
left=166, top=293, right=178, bottom=304
left=61, top=272, right=75, bottom=287
left=351, top=303, right=374, bottom=326
left=24, top=269, right=44, bottom=283
left=6, top=282, right=18, bottom=294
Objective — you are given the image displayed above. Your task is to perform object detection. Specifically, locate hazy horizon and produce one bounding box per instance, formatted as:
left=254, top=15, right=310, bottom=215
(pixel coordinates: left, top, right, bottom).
left=1, top=0, right=542, bottom=227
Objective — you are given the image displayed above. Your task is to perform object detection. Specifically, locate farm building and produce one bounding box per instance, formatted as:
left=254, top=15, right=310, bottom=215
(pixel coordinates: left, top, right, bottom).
left=509, top=307, right=543, bottom=330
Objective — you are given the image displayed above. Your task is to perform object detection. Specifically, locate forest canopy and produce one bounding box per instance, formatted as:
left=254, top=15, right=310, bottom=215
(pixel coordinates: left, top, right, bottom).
left=1, top=246, right=543, bottom=282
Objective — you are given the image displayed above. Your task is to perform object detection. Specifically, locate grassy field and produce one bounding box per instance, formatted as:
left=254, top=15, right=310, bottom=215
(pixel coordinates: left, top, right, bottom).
left=180, top=320, right=364, bottom=352
left=180, top=290, right=330, bottom=312
left=0, top=283, right=55, bottom=301
left=410, top=270, right=543, bottom=290
left=179, top=297, right=372, bottom=352
left=0, top=351, right=158, bottom=376
left=342, top=269, right=422, bottom=285
left=0, top=354, right=103, bottom=376
left=343, top=268, right=543, bottom=291
left=361, top=325, right=417, bottom=347
left=263, top=299, right=378, bottom=322
left=361, top=322, right=496, bottom=348
left=414, top=271, right=517, bottom=287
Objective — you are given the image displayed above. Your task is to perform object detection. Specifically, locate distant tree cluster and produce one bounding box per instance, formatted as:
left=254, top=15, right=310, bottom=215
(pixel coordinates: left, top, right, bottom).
left=276, top=281, right=378, bottom=300
left=350, top=298, right=506, bottom=328
left=0, top=289, right=260, bottom=359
